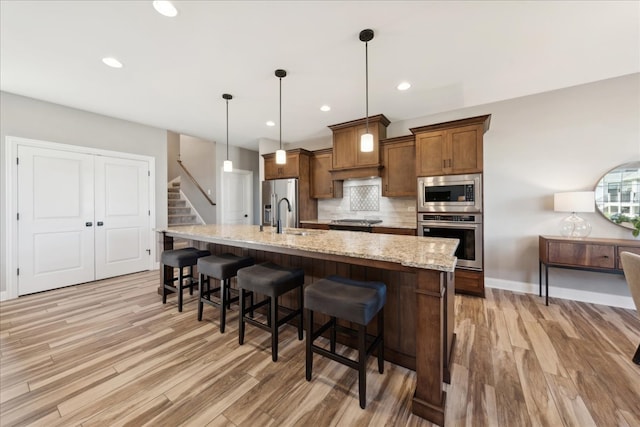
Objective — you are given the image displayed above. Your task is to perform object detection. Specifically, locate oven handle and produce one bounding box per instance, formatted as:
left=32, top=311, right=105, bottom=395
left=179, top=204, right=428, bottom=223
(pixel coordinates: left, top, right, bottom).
left=418, top=221, right=481, bottom=229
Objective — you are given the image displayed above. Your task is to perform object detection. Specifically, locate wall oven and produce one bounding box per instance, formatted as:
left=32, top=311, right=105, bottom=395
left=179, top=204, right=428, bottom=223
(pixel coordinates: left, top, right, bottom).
left=418, top=213, right=483, bottom=270
left=417, top=173, right=482, bottom=213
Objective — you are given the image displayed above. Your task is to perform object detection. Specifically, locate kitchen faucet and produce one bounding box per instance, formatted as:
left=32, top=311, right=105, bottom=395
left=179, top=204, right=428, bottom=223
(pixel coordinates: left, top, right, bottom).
left=276, top=197, right=291, bottom=234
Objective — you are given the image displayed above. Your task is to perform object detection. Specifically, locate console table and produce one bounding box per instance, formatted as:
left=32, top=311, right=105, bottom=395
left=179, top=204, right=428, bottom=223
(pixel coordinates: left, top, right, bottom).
left=539, top=235, right=640, bottom=306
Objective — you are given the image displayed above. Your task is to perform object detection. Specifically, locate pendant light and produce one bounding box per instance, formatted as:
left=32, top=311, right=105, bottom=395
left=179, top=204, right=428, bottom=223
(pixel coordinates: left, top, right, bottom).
left=222, top=93, right=233, bottom=172
left=275, top=69, right=287, bottom=165
left=360, top=28, right=374, bottom=153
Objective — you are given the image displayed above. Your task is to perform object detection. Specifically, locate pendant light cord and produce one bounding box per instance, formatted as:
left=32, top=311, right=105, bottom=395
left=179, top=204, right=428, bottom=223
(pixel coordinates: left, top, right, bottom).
left=279, top=76, right=282, bottom=150
left=226, top=98, right=229, bottom=161
left=365, top=40, right=369, bottom=134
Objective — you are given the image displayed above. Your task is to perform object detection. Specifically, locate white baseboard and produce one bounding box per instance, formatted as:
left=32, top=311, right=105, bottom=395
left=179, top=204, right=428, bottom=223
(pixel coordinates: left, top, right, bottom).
left=485, top=277, right=635, bottom=309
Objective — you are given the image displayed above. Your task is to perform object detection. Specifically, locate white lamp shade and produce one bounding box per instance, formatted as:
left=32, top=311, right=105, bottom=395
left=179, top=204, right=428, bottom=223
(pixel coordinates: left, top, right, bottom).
left=360, top=133, right=374, bottom=152
left=223, top=160, right=233, bottom=172
left=554, top=191, right=595, bottom=213
left=275, top=149, right=287, bottom=164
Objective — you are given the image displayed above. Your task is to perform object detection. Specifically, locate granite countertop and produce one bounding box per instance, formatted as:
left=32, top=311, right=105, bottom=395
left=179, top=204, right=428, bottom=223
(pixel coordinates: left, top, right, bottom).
left=300, top=219, right=417, bottom=229
left=163, top=224, right=457, bottom=272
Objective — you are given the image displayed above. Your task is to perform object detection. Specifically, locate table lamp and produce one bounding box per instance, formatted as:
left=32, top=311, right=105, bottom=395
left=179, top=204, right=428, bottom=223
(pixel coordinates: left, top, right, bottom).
left=554, top=191, right=595, bottom=237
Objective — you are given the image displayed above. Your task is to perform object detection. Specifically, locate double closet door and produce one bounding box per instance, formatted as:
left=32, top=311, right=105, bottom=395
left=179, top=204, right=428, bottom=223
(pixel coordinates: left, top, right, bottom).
left=18, top=145, right=151, bottom=295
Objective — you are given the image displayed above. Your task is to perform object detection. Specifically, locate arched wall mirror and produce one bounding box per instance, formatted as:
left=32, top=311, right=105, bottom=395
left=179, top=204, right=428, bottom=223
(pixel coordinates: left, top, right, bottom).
left=594, top=161, right=640, bottom=233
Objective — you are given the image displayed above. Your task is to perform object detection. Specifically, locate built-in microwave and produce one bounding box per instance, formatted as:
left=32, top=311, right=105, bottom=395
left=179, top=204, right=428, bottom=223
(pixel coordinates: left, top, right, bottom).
left=417, top=173, right=482, bottom=213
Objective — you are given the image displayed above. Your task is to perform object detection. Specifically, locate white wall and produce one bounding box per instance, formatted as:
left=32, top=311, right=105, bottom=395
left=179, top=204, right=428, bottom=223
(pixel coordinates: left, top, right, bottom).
left=0, top=91, right=168, bottom=294
left=387, top=73, right=639, bottom=307
left=179, top=134, right=217, bottom=223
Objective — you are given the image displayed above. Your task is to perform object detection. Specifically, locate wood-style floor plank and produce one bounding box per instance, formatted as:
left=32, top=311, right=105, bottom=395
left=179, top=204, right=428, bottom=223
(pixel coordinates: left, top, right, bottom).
left=1, top=271, right=639, bottom=426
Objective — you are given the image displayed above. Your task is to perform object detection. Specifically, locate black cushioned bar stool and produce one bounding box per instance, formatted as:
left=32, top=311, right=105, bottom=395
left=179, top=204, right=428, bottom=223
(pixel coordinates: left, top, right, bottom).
left=237, top=262, right=304, bottom=362
left=197, top=253, right=254, bottom=332
left=304, top=275, right=386, bottom=409
left=161, top=247, right=211, bottom=312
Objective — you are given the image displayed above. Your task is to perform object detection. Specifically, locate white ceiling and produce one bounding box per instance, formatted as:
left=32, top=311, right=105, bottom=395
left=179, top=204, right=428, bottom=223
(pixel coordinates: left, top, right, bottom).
left=1, top=1, right=638, bottom=151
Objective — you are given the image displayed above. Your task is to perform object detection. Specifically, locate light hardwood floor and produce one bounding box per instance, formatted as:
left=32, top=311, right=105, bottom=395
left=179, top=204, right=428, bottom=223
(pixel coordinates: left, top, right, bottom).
left=1, top=270, right=639, bottom=426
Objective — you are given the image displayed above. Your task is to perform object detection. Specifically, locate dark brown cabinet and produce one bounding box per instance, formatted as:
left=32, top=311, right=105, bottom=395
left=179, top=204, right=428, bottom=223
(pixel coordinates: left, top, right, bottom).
left=381, top=135, right=416, bottom=197
left=328, top=114, right=390, bottom=180
left=310, top=149, right=343, bottom=199
left=263, top=151, right=301, bottom=180
left=372, top=227, right=416, bottom=236
left=539, top=235, right=640, bottom=305
left=411, top=115, right=490, bottom=176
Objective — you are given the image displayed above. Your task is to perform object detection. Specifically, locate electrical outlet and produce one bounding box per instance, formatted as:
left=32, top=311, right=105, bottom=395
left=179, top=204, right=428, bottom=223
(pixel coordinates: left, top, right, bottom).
left=207, top=189, right=211, bottom=195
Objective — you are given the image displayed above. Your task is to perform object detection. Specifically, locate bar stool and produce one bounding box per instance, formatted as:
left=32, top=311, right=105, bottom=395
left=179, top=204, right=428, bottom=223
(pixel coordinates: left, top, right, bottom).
left=197, top=253, right=254, bottom=332
left=304, top=275, right=386, bottom=409
left=161, top=247, right=211, bottom=312
left=237, top=262, right=304, bottom=362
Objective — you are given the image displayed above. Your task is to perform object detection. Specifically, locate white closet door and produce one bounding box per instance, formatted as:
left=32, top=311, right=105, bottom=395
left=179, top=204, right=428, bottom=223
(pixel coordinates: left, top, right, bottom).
left=17, top=146, right=95, bottom=295
left=94, top=156, right=150, bottom=279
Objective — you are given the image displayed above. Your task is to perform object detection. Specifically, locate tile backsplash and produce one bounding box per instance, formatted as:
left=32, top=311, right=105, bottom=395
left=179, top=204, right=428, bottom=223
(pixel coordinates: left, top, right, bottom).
left=317, top=177, right=417, bottom=225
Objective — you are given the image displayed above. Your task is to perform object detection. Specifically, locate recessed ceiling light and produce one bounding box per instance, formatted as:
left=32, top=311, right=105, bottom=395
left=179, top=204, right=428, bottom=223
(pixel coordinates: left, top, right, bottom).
left=266, top=121, right=275, bottom=127
left=320, top=105, right=331, bottom=112
left=397, top=81, right=411, bottom=91
left=153, top=1, right=178, bottom=17
left=102, top=57, right=123, bottom=68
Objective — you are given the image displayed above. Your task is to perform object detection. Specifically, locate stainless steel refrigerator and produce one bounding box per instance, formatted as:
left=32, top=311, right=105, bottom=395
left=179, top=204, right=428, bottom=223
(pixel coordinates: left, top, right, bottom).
left=261, top=178, right=299, bottom=228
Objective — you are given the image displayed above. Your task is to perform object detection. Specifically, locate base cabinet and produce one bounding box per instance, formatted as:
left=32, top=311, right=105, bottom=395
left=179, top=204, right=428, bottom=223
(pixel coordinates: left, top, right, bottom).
left=454, top=269, right=484, bottom=297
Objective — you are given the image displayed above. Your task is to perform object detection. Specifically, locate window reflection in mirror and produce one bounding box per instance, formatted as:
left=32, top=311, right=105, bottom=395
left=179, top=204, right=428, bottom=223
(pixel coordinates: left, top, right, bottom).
left=594, top=161, right=640, bottom=230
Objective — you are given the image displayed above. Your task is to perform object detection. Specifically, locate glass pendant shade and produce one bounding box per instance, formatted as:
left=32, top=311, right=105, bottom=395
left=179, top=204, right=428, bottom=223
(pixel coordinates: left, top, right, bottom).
left=223, top=160, right=233, bottom=172
left=360, top=133, right=374, bottom=152
left=275, top=149, right=287, bottom=164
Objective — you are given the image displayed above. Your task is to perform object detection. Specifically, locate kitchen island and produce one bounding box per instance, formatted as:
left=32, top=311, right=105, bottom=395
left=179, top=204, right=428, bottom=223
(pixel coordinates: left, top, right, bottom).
left=160, top=224, right=458, bottom=426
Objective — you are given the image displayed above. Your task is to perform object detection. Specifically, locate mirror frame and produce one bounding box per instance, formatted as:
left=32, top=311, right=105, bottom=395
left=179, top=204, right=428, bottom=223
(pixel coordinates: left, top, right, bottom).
left=594, top=161, right=640, bottom=230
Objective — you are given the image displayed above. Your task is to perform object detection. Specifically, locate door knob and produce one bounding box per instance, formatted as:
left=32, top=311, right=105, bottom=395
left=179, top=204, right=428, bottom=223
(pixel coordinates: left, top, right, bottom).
left=244, top=214, right=248, bottom=218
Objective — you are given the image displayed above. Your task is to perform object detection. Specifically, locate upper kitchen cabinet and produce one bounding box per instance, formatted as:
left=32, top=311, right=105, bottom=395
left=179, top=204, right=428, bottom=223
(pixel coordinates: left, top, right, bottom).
left=381, top=135, right=416, bottom=197
left=310, top=148, right=343, bottom=199
left=411, top=115, right=491, bottom=176
left=328, top=114, right=390, bottom=180
left=263, top=149, right=312, bottom=180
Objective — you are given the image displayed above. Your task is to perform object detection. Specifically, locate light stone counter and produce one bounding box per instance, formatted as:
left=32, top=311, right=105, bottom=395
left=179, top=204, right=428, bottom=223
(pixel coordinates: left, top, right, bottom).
left=300, top=219, right=417, bottom=230
left=163, top=224, right=457, bottom=272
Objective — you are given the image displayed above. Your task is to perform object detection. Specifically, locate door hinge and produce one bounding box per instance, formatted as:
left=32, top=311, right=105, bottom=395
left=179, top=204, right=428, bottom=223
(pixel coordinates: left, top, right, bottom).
left=17, top=268, right=19, bottom=276
left=148, top=210, right=151, bottom=216
left=16, top=157, right=19, bottom=165
left=148, top=170, right=150, bottom=177
left=17, top=213, right=19, bottom=221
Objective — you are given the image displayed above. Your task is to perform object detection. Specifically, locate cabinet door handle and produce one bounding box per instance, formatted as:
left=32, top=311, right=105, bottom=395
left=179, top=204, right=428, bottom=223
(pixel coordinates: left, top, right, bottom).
left=85, top=222, right=93, bottom=227
left=443, top=159, right=447, bottom=168
left=329, top=186, right=332, bottom=193
left=97, top=221, right=104, bottom=226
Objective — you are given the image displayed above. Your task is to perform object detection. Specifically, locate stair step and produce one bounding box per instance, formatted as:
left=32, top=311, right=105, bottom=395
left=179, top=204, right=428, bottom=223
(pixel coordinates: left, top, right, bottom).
left=168, top=192, right=181, bottom=199
left=168, top=200, right=187, bottom=208
left=169, top=214, right=197, bottom=225
left=169, top=207, right=191, bottom=215
left=171, top=182, right=181, bottom=188
left=168, top=187, right=180, bottom=193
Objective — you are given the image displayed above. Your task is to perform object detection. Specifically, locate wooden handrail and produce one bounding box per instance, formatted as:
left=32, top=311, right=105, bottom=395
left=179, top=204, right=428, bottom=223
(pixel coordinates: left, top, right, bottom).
left=176, top=160, right=216, bottom=205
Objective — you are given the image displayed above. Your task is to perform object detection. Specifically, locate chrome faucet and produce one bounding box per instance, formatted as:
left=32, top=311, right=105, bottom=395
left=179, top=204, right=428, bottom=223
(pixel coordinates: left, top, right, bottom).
left=276, top=197, right=291, bottom=234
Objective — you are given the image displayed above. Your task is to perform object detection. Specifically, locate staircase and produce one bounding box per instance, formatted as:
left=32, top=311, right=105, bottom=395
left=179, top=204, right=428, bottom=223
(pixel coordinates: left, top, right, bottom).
left=168, top=181, right=201, bottom=226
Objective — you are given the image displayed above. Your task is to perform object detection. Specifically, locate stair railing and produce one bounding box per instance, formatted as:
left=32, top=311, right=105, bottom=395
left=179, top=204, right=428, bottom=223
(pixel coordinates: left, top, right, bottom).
left=176, top=160, right=216, bottom=205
